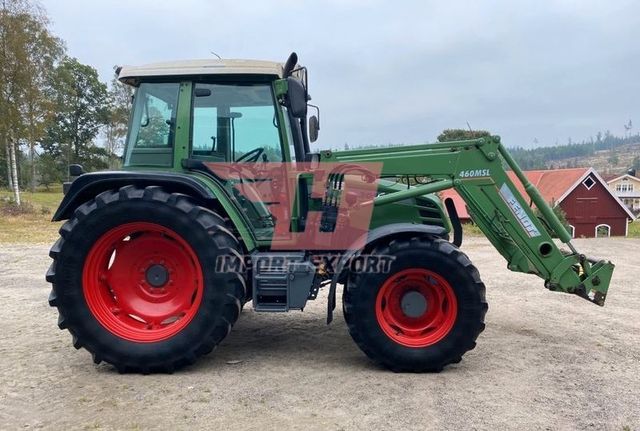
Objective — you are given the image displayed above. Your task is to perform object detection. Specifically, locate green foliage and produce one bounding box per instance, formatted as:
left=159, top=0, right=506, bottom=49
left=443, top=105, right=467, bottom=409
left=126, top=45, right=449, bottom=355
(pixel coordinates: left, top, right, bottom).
left=103, top=76, right=132, bottom=168
left=40, top=57, right=110, bottom=174
left=0, top=1, right=64, bottom=196
left=136, top=107, right=170, bottom=147
left=437, top=129, right=491, bottom=142
left=36, top=153, right=62, bottom=189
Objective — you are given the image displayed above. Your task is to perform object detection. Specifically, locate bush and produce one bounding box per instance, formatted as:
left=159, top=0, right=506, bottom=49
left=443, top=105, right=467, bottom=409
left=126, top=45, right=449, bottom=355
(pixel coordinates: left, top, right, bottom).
left=437, top=129, right=492, bottom=142
left=0, top=198, right=37, bottom=216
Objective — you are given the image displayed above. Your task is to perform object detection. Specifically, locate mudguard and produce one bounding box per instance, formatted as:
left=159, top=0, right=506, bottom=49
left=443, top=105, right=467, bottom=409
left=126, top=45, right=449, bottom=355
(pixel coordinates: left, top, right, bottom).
left=52, top=171, right=217, bottom=221
left=326, top=223, right=448, bottom=323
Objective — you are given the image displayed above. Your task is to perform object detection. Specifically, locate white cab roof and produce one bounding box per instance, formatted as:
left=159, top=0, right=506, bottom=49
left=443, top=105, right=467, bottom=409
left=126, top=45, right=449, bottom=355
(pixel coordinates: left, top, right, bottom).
left=118, top=59, right=284, bottom=85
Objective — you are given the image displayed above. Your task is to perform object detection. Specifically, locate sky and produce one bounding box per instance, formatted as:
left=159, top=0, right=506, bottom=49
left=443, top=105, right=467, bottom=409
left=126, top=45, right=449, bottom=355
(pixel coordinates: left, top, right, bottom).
left=40, top=0, right=640, bottom=150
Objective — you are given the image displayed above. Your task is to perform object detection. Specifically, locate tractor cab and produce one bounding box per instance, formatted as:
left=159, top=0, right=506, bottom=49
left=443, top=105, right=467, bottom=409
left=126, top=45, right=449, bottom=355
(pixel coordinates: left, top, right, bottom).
left=117, top=54, right=318, bottom=170
left=115, top=54, right=323, bottom=242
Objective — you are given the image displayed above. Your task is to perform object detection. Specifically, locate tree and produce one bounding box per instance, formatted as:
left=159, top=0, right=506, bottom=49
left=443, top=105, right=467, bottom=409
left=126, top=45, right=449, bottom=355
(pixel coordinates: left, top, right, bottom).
left=41, top=57, right=110, bottom=176
left=36, top=152, right=61, bottom=189
left=103, top=75, right=132, bottom=168
left=21, top=11, right=63, bottom=191
left=0, top=0, right=30, bottom=200
left=437, top=129, right=491, bottom=142
left=0, top=0, right=63, bottom=200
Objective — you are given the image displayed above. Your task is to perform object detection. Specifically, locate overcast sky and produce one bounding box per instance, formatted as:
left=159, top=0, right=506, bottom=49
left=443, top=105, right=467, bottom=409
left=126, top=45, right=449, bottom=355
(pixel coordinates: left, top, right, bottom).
left=41, top=0, right=640, bottom=150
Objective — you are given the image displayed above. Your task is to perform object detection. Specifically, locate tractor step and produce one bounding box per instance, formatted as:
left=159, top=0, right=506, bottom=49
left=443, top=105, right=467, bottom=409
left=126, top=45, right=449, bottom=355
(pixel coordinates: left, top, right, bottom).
left=251, top=252, right=316, bottom=312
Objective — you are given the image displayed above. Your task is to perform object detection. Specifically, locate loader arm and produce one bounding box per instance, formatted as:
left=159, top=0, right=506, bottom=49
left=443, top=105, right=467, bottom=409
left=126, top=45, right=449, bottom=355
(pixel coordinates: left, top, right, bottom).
left=319, top=135, right=613, bottom=305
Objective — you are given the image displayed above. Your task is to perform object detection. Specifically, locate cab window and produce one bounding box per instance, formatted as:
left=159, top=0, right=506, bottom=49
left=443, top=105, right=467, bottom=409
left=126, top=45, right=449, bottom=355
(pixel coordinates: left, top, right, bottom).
left=124, top=82, right=179, bottom=167
left=191, top=83, right=283, bottom=162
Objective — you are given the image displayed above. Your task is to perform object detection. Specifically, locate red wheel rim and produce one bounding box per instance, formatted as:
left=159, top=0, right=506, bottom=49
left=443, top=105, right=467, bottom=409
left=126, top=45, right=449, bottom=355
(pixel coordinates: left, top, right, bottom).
left=375, top=268, right=457, bottom=348
left=82, top=222, right=203, bottom=343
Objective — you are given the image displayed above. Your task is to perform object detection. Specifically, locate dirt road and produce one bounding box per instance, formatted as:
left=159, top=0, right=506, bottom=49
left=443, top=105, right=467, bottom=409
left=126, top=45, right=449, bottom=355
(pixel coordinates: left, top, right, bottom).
left=0, top=237, right=638, bottom=430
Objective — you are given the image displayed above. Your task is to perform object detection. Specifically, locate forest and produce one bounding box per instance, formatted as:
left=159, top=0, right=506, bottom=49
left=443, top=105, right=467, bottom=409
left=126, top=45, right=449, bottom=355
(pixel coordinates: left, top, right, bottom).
left=508, top=129, right=640, bottom=170
left=0, top=0, right=131, bottom=204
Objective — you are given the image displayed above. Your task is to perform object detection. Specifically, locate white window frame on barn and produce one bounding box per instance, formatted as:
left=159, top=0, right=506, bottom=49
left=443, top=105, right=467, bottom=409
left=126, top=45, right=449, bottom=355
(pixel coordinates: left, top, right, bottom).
left=595, top=224, right=611, bottom=238
left=582, top=176, right=596, bottom=190
left=568, top=224, right=575, bottom=238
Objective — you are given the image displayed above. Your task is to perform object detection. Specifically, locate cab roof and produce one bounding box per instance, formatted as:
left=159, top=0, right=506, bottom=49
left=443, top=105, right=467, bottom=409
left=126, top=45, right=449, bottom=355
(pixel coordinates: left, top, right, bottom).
left=118, top=59, right=285, bottom=86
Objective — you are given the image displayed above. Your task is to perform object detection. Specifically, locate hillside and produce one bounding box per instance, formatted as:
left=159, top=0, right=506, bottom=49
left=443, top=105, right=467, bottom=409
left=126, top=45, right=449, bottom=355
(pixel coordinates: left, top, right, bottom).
left=544, top=142, right=640, bottom=175
left=508, top=131, right=640, bottom=175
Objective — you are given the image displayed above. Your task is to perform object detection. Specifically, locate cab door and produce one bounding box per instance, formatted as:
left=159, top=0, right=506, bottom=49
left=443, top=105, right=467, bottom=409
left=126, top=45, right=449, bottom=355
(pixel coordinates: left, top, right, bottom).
left=189, top=82, right=290, bottom=241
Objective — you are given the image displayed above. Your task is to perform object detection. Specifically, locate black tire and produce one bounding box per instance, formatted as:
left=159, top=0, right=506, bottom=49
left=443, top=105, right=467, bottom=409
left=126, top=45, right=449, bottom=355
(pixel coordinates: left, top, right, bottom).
left=343, top=237, right=487, bottom=372
left=46, top=185, right=246, bottom=373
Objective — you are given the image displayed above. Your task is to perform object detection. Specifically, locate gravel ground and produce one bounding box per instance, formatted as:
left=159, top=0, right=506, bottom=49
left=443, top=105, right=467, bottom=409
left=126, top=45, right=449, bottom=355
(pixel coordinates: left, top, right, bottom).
left=0, top=237, right=638, bottom=430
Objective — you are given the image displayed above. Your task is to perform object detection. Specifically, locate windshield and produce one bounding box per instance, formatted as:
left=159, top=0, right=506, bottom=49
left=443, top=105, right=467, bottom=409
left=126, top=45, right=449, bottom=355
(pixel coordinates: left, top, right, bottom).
left=124, top=82, right=180, bottom=167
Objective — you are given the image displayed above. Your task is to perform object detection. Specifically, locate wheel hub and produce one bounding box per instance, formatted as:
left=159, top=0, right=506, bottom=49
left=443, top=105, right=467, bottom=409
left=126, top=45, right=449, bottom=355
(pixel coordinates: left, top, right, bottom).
left=145, top=264, right=169, bottom=288
left=400, top=290, right=427, bottom=318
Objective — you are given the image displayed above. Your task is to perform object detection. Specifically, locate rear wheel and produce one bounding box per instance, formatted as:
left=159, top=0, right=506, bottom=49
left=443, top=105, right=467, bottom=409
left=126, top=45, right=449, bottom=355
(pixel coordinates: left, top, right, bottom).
left=47, top=185, right=246, bottom=373
left=343, top=237, right=487, bottom=372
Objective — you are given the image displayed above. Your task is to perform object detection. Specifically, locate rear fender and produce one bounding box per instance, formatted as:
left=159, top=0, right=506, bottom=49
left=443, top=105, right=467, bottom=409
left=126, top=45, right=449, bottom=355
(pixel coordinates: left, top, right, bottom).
left=53, top=171, right=257, bottom=250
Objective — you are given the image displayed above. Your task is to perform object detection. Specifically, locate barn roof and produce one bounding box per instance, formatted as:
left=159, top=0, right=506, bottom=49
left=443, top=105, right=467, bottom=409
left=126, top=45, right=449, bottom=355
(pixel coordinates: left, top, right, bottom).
left=441, top=167, right=635, bottom=220
left=506, top=168, right=588, bottom=203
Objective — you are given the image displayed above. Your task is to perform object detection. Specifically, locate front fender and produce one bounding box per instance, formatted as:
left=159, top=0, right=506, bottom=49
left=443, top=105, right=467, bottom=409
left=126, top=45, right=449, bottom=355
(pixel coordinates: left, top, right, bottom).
left=326, top=223, right=448, bottom=323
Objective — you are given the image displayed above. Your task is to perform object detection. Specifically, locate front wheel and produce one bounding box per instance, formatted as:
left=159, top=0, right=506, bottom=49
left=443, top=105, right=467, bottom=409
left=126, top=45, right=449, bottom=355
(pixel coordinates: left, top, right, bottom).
left=343, top=237, right=488, bottom=372
left=46, top=186, right=246, bottom=373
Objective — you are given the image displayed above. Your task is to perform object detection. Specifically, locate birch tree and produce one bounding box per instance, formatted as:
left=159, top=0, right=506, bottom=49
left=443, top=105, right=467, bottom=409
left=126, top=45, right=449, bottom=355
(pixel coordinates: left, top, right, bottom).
left=0, top=0, right=63, bottom=200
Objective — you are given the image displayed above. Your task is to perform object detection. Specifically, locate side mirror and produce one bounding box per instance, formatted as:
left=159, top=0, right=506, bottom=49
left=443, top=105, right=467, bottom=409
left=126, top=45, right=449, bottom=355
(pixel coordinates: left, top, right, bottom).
left=286, top=77, right=307, bottom=118
left=309, top=115, right=319, bottom=143
left=69, top=164, right=85, bottom=176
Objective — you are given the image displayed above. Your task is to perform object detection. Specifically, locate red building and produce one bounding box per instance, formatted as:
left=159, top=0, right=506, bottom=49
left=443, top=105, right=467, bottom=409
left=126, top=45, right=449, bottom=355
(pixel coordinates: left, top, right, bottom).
left=442, top=168, right=635, bottom=237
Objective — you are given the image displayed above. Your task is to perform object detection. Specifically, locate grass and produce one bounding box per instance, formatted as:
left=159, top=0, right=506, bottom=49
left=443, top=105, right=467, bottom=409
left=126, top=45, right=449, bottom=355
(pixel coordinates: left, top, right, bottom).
left=463, top=220, right=640, bottom=238
left=0, top=186, right=63, bottom=244
left=462, top=222, right=484, bottom=237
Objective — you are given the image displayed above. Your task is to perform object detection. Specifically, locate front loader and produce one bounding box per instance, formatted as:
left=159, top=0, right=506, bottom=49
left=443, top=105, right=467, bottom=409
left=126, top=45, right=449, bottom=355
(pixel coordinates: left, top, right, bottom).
left=46, top=53, right=614, bottom=373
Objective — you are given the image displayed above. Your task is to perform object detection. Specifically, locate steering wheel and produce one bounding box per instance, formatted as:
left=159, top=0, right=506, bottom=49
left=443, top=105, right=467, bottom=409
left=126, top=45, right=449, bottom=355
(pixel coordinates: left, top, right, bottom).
left=236, top=147, right=265, bottom=163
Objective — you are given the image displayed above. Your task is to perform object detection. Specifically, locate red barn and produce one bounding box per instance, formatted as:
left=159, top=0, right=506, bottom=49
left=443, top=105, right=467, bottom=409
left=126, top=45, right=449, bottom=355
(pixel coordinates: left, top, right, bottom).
left=441, top=168, right=635, bottom=237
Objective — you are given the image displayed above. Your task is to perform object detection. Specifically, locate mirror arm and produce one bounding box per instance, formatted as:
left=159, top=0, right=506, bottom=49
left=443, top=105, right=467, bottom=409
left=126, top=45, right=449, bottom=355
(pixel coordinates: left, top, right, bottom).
left=300, top=117, right=311, bottom=155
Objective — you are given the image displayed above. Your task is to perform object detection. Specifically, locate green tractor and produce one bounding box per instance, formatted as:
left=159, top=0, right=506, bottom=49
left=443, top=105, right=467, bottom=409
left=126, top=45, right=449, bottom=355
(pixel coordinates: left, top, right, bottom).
left=46, top=53, right=614, bottom=373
